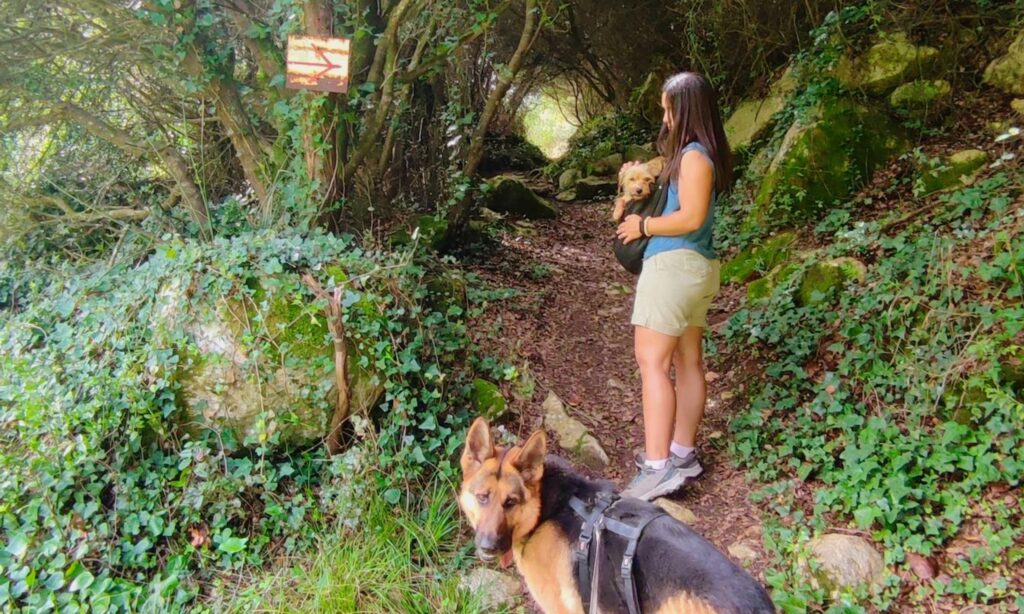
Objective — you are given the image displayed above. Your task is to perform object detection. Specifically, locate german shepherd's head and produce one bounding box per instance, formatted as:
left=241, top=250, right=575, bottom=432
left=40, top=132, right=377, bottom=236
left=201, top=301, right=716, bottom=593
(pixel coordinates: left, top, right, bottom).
left=458, top=417, right=546, bottom=567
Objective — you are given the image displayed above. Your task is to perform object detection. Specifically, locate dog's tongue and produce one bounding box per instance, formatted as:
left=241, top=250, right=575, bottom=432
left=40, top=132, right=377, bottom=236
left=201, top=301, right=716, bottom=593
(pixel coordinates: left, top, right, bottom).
left=499, top=550, right=513, bottom=569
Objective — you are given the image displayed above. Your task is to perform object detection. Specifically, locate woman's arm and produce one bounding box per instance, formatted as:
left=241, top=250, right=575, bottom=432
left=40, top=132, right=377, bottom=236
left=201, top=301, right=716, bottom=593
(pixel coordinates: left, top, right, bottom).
left=615, top=150, right=713, bottom=243
left=646, top=150, right=713, bottom=236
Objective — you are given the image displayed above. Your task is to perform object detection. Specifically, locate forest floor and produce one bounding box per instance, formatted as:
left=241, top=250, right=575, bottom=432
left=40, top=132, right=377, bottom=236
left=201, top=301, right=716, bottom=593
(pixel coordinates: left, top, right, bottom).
left=462, top=192, right=775, bottom=603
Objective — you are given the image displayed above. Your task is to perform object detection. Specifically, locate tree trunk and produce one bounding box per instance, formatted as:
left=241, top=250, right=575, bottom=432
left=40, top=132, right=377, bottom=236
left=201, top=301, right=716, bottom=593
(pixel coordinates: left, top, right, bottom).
left=302, top=0, right=344, bottom=220
left=442, top=0, right=540, bottom=245
left=55, top=102, right=210, bottom=232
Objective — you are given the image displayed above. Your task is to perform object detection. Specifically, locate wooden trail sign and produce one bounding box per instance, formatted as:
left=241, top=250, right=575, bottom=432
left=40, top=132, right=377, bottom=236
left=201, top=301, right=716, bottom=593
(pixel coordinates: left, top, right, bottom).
left=286, top=35, right=351, bottom=93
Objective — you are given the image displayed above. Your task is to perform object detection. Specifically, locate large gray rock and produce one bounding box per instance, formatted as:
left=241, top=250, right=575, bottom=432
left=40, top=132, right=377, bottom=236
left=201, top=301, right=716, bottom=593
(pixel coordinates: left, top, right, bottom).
left=725, top=66, right=798, bottom=151
left=888, top=79, right=951, bottom=119
left=542, top=391, right=609, bottom=469
left=485, top=176, right=558, bottom=219
left=984, top=30, right=1024, bottom=95
left=558, top=168, right=582, bottom=191
left=749, top=98, right=910, bottom=227
left=575, top=176, right=618, bottom=201
left=458, top=567, right=521, bottom=610
left=804, top=534, right=886, bottom=593
left=590, top=153, right=624, bottom=176
left=624, top=143, right=656, bottom=162
left=155, top=277, right=382, bottom=448
left=915, top=149, right=988, bottom=195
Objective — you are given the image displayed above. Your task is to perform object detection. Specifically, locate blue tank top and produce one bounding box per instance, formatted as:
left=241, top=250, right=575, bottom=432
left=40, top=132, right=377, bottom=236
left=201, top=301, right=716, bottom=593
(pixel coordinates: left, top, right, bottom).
left=644, top=141, right=717, bottom=261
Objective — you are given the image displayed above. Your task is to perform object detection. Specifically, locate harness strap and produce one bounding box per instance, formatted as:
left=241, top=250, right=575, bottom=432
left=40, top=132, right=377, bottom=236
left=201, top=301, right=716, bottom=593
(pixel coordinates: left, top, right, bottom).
left=568, top=494, right=615, bottom=613
left=603, top=512, right=668, bottom=614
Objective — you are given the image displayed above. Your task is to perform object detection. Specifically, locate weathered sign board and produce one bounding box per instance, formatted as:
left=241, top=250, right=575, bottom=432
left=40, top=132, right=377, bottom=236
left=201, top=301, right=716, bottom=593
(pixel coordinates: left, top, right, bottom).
left=286, top=35, right=351, bottom=93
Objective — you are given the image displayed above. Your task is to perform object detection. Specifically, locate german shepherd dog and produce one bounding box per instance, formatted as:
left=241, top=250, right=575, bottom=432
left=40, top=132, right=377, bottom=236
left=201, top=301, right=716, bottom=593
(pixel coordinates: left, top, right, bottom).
left=459, top=418, right=775, bottom=614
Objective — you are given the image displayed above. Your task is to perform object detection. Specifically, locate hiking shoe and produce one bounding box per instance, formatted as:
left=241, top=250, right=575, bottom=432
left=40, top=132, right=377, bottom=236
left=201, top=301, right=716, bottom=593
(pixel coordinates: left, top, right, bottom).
left=633, top=450, right=704, bottom=481
left=621, top=464, right=687, bottom=501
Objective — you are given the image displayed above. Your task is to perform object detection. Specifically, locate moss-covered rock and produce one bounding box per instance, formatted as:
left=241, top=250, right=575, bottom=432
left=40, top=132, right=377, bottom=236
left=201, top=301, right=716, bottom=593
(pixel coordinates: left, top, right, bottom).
left=888, top=79, right=951, bottom=118
left=916, top=149, right=989, bottom=195
left=750, top=98, right=910, bottom=227
left=835, top=32, right=938, bottom=95
left=158, top=274, right=383, bottom=449
left=575, top=176, right=619, bottom=200
left=725, top=66, right=799, bottom=151
left=590, top=153, right=624, bottom=176
left=726, top=98, right=787, bottom=152
left=485, top=176, right=558, bottom=219
left=624, top=143, right=656, bottom=162
left=478, top=133, right=549, bottom=174
left=796, top=257, right=867, bottom=306
left=555, top=189, right=577, bottom=202
left=1012, top=99, right=1024, bottom=117
left=721, top=231, right=798, bottom=285
left=470, top=378, right=507, bottom=420
left=983, top=30, right=1024, bottom=95
left=558, top=168, right=582, bottom=191
left=747, top=262, right=800, bottom=302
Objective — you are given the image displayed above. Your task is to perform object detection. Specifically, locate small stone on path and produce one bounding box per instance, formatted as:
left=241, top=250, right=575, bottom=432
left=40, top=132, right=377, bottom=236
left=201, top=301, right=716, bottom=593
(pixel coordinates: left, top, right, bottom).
left=458, top=567, right=521, bottom=610
left=727, top=540, right=759, bottom=563
left=804, top=533, right=885, bottom=593
left=655, top=498, right=698, bottom=525
left=543, top=391, right=609, bottom=469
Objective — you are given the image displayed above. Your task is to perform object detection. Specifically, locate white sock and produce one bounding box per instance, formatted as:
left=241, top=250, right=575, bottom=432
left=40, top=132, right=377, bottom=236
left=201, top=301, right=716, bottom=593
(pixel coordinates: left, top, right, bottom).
left=670, top=442, right=695, bottom=457
left=644, top=457, right=668, bottom=470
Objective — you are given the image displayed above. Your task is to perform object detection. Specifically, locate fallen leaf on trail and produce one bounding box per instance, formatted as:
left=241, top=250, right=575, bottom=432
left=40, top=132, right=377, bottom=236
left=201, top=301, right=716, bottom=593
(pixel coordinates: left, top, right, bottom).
left=705, top=371, right=720, bottom=382
left=906, top=553, right=936, bottom=579
left=189, top=525, right=210, bottom=548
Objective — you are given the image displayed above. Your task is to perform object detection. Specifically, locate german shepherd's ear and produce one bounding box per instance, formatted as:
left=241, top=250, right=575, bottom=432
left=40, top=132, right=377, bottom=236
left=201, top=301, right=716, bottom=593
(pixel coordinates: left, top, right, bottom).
left=461, top=417, right=494, bottom=473
left=511, top=430, right=546, bottom=484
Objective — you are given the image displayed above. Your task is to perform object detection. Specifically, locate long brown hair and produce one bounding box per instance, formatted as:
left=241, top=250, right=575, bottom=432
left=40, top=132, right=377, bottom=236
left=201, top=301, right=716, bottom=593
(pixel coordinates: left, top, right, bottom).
left=656, top=72, right=733, bottom=194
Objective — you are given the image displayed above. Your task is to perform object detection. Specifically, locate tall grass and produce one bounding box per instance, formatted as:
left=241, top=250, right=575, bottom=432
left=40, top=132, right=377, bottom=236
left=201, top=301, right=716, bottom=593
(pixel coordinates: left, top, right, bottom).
left=214, top=481, right=503, bottom=614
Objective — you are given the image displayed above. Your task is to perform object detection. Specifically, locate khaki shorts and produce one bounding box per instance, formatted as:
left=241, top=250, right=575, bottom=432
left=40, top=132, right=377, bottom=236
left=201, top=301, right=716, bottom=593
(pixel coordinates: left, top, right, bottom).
left=631, top=249, right=721, bottom=336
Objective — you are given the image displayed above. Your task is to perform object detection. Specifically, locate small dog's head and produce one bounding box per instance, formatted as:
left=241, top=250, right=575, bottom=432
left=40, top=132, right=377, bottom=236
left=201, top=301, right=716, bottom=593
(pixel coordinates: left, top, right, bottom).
left=618, top=156, right=666, bottom=200
left=458, top=418, right=546, bottom=567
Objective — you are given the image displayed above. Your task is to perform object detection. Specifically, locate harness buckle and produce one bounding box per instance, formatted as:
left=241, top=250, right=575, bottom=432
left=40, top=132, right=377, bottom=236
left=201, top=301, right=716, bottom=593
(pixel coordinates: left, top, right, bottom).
left=620, top=553, right=634, bottom=576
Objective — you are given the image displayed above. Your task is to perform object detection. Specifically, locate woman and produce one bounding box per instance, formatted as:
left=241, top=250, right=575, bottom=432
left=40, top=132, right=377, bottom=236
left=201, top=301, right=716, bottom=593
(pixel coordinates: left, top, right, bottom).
left=616, top=72, right=732, bottom=501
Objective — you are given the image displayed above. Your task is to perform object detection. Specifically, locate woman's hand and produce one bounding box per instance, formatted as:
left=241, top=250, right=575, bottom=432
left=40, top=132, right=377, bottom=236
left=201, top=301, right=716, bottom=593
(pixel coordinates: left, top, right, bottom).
left=617, top=214, right=643, bottom=244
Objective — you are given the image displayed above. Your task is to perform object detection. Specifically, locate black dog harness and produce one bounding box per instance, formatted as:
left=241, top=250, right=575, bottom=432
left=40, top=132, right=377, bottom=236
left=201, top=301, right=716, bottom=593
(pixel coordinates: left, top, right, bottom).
left=568, top=492, right=667, bottom=614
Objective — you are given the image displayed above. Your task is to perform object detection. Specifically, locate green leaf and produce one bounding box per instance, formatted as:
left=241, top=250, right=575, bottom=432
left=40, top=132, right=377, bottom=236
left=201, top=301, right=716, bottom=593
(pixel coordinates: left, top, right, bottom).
left=383, top=488, right=401, bottom=505
left=217, top=537, right=247, bottom=554
left=69, top=570, right=94, bottom=592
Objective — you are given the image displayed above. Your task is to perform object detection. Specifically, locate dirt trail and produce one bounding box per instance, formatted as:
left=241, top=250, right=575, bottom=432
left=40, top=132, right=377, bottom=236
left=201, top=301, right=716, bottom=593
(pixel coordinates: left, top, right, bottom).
left=464, top=193, right=772, bottom=588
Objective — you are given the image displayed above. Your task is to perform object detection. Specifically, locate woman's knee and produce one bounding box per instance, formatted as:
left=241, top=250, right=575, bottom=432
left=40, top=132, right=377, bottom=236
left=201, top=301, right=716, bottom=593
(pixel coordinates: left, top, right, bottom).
left=635, top=342, right=673, bottom=376
left=673, top=329, right=704, bottom=370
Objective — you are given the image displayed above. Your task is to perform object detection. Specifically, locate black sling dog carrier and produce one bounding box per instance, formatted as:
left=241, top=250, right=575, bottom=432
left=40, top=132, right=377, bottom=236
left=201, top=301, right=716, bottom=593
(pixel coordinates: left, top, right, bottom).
left=568, top=492, right=668, bottom=614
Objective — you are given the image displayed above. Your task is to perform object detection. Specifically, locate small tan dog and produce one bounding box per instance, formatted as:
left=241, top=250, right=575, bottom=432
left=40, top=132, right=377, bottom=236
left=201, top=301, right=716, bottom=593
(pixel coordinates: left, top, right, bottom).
left=613, top=156, right=666, bottom=222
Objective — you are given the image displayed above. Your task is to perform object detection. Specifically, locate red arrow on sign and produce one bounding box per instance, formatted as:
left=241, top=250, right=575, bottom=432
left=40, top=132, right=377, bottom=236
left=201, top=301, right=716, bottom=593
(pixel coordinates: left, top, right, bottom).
left=286, top=35, right=351, bottom=93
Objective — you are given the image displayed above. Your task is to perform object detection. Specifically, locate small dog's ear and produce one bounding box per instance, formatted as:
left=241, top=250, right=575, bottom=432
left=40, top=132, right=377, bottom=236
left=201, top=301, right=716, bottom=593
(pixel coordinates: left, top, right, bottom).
left=511, top=430, right=546, bottom=484
left=645, top=156, right=666, bottom=177
left=462, top=418, right=494, bottom=473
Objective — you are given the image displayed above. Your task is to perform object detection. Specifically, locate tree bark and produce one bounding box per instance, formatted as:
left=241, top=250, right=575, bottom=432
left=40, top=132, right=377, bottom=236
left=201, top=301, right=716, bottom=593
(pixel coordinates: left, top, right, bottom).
left=183, top=47, right=273, bottom=212
left=301, top=273, right=350, bottom=455
left=301, top=0, right=344, bottom=216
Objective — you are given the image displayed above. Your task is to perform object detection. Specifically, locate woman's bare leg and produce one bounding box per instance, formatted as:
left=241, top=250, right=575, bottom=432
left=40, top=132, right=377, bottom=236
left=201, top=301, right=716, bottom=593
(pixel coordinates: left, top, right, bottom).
left=634, top=325, right=680, bottom=461
left=671, top=326, right=706, bottom=448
